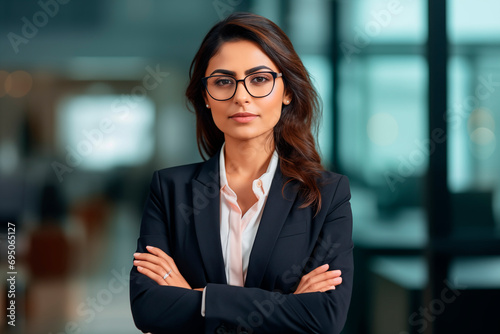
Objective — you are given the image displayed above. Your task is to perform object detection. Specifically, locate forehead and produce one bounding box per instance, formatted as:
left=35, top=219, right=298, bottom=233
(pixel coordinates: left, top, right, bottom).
left=206, top=40, right=278, bottom=75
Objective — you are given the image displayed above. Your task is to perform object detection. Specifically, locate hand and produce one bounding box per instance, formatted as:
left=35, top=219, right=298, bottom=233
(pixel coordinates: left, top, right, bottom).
left=293, top=264, right=342, bottom=294
left=133, top=245, right=192, bottom=289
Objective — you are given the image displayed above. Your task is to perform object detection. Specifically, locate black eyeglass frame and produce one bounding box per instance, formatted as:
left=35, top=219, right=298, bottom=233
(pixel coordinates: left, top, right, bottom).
left=201, top=71, right=283, bottom=101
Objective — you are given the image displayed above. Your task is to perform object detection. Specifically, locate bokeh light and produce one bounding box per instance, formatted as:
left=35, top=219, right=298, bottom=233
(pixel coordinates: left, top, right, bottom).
left=5, top=70, right=33, bottom=98
left=367, top=112, right=399, bottom=146
left=0, top=70, right=10, bottom=97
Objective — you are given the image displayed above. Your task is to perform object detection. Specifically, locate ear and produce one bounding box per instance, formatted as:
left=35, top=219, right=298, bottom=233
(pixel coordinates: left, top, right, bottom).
left=203, top=93, right=210, bottom=109
left=282, top=91, right=293, bottom=106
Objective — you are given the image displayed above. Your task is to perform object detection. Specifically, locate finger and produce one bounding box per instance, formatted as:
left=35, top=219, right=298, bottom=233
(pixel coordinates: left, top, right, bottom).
left=314, top=277, right=343, bottom=292
left=308, top=264, right=329, bottom=275
left=139, top=247, right=192, bottom=290
left=316, top=283, right=336, bottom=292
left=145, top=245, right=169, bottom=259
left=306, top=266, right=341, bottom=279
left=302, top=269, right=340, bottom=287
left=137, top=266, right=167, bottom=286
left=145, top=246, right=180, bottom=273
left=134, top=260, right=169, bottom=280
left=329, top=270, right=342, bottom=278
left=134, top=252, right=163, bottom=263
left=315, top=276, right=342, bottom=289
left=134, top=251, right=174, bottom=271
left=134, top=253, right=171, bottom=273
left=298, top=270, right=343, bottom=294
left=298, top=264, right=329, bottom=283
left=297, top=277, right=341, bottom=294
left=311, top=276, right=343, bottom=292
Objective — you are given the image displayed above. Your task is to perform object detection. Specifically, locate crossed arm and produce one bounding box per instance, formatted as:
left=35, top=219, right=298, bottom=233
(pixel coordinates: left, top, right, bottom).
left=130, top=172, right=353, bottom=333
left=133, top=245, right=343, bottom=294
left=131, top=242, right=351, bottom=334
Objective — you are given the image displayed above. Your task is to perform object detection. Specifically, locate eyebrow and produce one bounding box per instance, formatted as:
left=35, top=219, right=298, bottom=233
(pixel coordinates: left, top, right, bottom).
left=209, top=65, right=273, bottom=76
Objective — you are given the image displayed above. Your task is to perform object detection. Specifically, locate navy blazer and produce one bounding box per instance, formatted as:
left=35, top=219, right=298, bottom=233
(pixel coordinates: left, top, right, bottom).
left=130, top=150, right=354, bottom=334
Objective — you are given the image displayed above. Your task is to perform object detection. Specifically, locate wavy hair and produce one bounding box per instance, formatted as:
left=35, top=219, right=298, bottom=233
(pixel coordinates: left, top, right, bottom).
left=186, top=12, right=325, bottom=213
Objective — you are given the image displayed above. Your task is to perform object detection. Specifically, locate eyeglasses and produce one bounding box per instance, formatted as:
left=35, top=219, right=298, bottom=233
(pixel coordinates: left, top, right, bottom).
left=202, top=71, right=283, bottom=101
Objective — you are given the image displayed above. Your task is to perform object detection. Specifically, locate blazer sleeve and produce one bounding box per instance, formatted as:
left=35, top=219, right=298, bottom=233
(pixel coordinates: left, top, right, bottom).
left=129, top=171, right=204, bottom=334
left=204, top=175, right=354, bottom=334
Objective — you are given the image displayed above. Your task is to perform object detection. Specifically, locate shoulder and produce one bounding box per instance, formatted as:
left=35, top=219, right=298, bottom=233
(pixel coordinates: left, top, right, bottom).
left=318, top=170, right=350, bottom=195
left=319, top=170, right=347, bottom=182
left=281, top=168, right=350, bottom=205
left=317, top=171, right=351, bottom=213
left=146, top=162, right=208, bottom=200
left=147, top=153, right=220, bottom=197
left=155, top=161, right=205, bottom=182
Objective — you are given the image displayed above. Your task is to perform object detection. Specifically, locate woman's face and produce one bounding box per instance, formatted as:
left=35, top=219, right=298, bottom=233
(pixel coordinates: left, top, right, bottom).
left=204, top=40, right=291, bottom=144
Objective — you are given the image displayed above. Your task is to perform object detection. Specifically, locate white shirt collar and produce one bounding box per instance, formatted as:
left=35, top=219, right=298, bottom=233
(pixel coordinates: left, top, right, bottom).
left=219, top=142, right=279, bottom=197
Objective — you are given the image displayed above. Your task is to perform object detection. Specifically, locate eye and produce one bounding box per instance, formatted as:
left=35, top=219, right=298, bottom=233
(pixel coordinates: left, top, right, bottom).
left=249, top=73, right=272, bottom=85
left=213, top=77, right=234, bottom=87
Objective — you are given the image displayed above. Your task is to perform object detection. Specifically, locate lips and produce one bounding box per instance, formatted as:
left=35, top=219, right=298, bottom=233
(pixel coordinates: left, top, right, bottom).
left=229, top=112, right=258, bottom=123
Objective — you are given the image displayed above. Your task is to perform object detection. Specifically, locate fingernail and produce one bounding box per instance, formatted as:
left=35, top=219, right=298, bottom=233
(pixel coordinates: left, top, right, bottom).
left=137, top=266, right=143, bottom=270
left=133, top=253, right=140, bottom=257
left=146, top=246, right=153, bottom=250
left=133, top=260, right=140, bottom=264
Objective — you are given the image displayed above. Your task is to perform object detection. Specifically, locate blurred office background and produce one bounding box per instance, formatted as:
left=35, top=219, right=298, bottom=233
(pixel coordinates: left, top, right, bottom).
left=0, top=0, right=499, bottom=333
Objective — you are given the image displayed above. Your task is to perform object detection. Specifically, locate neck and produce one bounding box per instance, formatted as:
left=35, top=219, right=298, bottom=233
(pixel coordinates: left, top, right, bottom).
left=223, top=135, right=275, bottom=179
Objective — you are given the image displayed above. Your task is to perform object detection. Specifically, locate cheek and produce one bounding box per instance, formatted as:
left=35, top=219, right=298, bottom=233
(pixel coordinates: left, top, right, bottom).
left=263, top=96, right=284, bottom=124
left=270, top=107, right=282, bottom=125
left=209, top=105, right=230, bottom=130
left=210, top=109, right=224, bottom=126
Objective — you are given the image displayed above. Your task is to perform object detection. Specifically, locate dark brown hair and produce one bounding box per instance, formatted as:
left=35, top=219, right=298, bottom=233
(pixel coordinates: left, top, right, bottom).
left=186, top=12, right=325, bottom=212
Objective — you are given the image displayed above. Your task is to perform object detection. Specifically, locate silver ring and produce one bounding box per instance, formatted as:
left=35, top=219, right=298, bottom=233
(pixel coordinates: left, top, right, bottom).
left=163, top=269, right=172, bottom=280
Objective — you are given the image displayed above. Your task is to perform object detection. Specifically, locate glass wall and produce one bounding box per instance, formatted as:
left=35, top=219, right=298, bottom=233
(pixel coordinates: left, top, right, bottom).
left=448, top=0, right=500, bottom=233
left=337, top=0, right=428, bottom=241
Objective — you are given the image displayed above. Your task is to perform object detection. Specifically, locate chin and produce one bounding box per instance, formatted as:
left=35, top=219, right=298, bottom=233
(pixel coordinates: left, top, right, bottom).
left=226, top=129, right=274, bottom=142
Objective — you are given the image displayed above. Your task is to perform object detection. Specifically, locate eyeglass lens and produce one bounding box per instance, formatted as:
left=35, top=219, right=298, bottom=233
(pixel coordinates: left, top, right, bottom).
left=205, top=72, right=277, bottom=100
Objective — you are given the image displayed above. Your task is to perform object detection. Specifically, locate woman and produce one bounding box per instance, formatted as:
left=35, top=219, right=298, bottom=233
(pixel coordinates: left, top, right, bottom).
left=130, top=12, right=353, bottom=334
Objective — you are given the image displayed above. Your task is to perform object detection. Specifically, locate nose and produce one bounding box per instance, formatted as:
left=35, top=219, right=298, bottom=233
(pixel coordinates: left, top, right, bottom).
left=232, top=80, right=250, bottom=105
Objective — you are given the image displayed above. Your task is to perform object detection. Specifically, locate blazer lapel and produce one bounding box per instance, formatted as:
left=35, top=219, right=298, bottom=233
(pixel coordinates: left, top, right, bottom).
left=245, top=165, right=298, bottom=287
left=192, top=151, right=227, bottom=284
